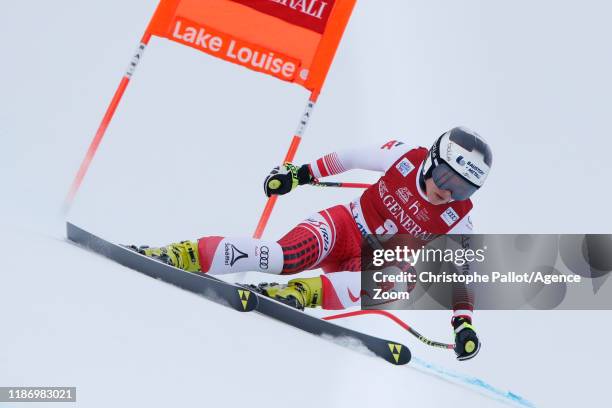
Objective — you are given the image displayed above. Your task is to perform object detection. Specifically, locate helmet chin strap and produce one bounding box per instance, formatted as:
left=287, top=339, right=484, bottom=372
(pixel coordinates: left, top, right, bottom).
left=419, top=138, right=441, bottom=203
left=422, top=133, right=444, bottom=180
left=417, top=164, right=434, bottom=204
left=418, top=171, right=428, bottom=194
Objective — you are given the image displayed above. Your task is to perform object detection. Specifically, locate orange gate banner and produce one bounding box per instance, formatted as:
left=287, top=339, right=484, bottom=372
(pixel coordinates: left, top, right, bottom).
left=146, top=0, right=356, bottom=94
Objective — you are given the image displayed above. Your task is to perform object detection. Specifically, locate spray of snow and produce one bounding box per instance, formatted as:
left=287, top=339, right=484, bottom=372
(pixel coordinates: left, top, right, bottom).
left=201, top=287, right=233, bottom=309
left=320, top=334, right=379, bottom=359
left=409, top=357, right=536, bottom=408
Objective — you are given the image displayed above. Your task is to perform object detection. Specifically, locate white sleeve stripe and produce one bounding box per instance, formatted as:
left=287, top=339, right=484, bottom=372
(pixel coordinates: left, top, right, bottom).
left=330, top=153, right=345, bottom=173
left=324, top=153, right=344, bottom=175
left=309, top=142, right=411, bottom=175
left=309, top=163, right=321, bottom=179
left=317, top=160, right=326, bottom=178
left=324, top=154, right=337, bottom=174
left=453, top=309, right=473, bottom=318
left=321, top=156, right=331, bottom=176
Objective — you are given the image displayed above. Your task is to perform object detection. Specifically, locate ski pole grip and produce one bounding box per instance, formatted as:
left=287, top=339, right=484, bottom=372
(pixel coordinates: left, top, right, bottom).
left=268, top=179, right=282, bottom=190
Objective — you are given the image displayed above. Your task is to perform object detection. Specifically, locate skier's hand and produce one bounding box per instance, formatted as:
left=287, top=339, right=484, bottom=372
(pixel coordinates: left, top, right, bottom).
left=263, top=162, right=313, bottom=197
left=453, top=317, right=481, bottom=361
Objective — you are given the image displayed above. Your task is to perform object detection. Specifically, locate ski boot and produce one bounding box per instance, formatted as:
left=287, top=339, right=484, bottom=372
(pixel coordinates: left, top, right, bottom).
left=248, top=277, right=323, bottom=310
left=126, top=240, right=201, bottom=272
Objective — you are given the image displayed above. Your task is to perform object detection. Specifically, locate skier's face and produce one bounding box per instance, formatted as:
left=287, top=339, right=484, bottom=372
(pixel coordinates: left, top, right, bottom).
left=425, top=177, right=452, bottom=205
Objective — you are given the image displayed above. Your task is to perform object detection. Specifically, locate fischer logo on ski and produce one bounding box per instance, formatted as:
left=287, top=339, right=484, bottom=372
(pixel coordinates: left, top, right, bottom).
left=238, top=289, right=252, bottom=311
left=66, top=223, right=411, bottom=365
left=388, top=343, right=403, bottom=364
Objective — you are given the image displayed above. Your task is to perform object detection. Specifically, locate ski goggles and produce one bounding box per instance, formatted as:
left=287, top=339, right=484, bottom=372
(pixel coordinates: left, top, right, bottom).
left=431, top=162, right=479, bottom=201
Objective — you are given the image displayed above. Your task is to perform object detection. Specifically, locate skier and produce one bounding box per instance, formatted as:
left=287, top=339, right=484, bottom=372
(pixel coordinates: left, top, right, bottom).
left=133, top=126, right=492, bottom=361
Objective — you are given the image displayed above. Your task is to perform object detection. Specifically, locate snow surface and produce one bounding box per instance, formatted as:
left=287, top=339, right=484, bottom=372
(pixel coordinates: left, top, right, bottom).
left=2, top=1, right=612, bottom=407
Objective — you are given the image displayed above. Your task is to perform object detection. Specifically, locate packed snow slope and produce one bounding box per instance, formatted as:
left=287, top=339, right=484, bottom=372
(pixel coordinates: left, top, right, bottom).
left=1, top=221, right=611, bottom=408
left=2, top=0, right=612, bottom=407
left=0, top=223, right=531, bottom=408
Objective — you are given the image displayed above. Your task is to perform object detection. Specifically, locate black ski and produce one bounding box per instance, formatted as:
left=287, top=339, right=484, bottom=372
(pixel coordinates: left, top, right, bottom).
left=66, top=222, right=258, bottom=312
left=254, top=294, right=411, bottom=365
left=66, top=222, right=410, bottom=365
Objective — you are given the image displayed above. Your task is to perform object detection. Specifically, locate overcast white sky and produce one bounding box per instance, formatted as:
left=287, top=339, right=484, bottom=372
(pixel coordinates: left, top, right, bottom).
left=2, top=0, right=612, bottom=238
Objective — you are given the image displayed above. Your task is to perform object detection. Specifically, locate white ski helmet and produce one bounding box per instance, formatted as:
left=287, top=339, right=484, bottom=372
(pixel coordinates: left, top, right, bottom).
left=421, top=127, right=493, bottom=201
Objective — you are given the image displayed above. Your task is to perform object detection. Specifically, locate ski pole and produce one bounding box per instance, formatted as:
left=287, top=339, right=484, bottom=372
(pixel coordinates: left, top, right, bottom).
left=309, top=181, right=371, bottom=188
left=323, top=310, right=455, bottom=350
left=253, top=96, right=317, bottom=238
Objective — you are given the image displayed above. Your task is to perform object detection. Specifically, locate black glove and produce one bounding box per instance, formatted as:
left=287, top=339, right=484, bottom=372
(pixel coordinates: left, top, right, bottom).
left=263, top=163, right=313, bottom=197
left=453, top=317, right=481, bottom=361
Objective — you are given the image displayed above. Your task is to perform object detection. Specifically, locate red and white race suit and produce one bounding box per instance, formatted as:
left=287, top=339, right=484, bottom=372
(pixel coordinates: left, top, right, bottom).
left=197, top=141, right=474, bottom=318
